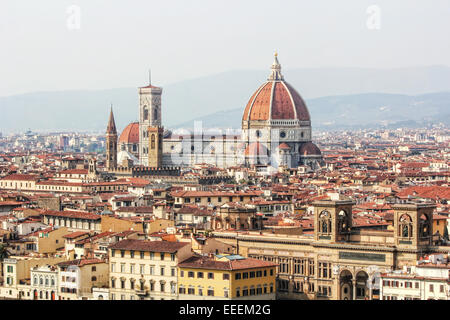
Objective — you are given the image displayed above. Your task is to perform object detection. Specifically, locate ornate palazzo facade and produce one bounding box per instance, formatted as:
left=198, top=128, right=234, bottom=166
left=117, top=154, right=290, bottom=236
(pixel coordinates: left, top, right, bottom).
left=211, top=201, right=445, bottom=300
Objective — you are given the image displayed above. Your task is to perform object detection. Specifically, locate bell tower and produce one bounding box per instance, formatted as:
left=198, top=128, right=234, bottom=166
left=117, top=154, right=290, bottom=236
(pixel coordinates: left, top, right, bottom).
left=138, top=72, right=162, bottom=166
left=106, top=107, right=118, bottom=170
left=148, top=126, right=164, bottom=167
left=313, top=199, right=354, bottom=242
left=393, top=203, right=435, bottom=249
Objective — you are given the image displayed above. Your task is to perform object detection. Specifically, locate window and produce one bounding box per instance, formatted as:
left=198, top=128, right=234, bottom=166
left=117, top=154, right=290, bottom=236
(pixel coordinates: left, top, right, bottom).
left=150, top=252, right=154, bottom=260
left=171, top=268, right=176, bottom=277
left=111, top=263, right=115, bottom=273
left=150, top=266, right=154, bottom=275
left=160, top=267, right=165, bottom=276
left=111, top=278, right=115, bottom=288
left=236, top=288, right=240, bottom=297
left=429, top=284, right=434, bottom=292
left=121, top=279, right=125, bottom=289
left=160, top=283, right=165, bottom=292
left=243, top=272, right=248, bottom=279
left=140, top=265, right=145, bottom=274
left=92, top=266, right=96, bottom=272
left=140, top=251, right=145, bottom=259
left=223, top=273, right=229, bottom=280
left=207, top=289, right=214, bottom=296
left=197, top=272, right=203, bottom=278
left=188, top=271, right=195, bottom=278
left=111, top=250, right=115, bottom=257
left=208, top=272, right=214, bottom=279
left=198, top=288, right=203, bottom=296
left=171, top=254, right=175, bottom=261
left=92, top=276, right=97, bottom=281
left=235, top=273, right=241, bottom=280
left=120, top=264, right=125, bottom=273
left=250, top=271, right=255, bottom=278
left=256, top=271, right=262, bottom=277
left=130, top=251, right=134, bottom=258
left=270, top=269, right=274, bottom=276
left=318, top=262, right=332, bottom=279
left=180, top=270, right=184, bottom=277
left=120, top=250, right=125, bottom=258
left=130, top=264, right=135, bottom=274
left=160, top=253, right=165, bottom=261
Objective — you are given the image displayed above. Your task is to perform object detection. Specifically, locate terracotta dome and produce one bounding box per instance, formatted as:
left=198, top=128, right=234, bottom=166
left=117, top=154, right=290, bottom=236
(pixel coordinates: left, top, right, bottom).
left=242, top=54, right=310, bottom=123
left=244, top=142, right=268, bottom=157
left=299, top=142, right=321, bottom=156
left=119, top=122, right=139, bottom=144
left=278, top=143, right=291, bottom=150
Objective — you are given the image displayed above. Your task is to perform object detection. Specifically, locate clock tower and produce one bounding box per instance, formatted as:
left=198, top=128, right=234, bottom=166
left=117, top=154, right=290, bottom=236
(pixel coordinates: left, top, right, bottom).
left=138, top=79, right=162, bottom=166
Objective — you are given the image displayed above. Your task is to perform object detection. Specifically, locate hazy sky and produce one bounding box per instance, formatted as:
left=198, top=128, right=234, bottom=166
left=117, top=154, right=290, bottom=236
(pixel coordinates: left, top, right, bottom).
left=1, top=0, right=449, bottom=96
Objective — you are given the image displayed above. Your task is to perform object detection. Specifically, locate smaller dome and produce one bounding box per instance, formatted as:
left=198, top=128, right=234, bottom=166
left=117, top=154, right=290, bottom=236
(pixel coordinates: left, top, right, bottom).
left=278, top=143, right=291, bottom=150
left=119, top=122, right=139, bottom=144
left=300, top=142, right=321, bottom=156
left=244, top=142, right=268, bottom=157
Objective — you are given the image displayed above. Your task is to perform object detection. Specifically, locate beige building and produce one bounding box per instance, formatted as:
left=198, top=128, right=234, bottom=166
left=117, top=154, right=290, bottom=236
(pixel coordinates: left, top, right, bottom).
left=211, top=200, right=447, bottom=300
left=42, top=210, right=102, bottom=232
left=57, top=258, right=109, bottom=300
left=108, top=239, right=192, bottom=300
left=0, top=255, right=67, bottom=299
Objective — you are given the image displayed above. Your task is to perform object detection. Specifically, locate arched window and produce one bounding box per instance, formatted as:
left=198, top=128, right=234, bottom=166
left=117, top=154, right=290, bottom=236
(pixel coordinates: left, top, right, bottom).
left=399, top=214, right=413, bottom=238
left=337, top=210, right=350, bottom=233
left=143, top=106, right=148, bottom=121
left=319, top=210, right=331, bottom=234
left=154, top=108, right=158, bottom=121
left=419, top=214, right=431, bottom=238
left=151, top=134, right=155, bottom=149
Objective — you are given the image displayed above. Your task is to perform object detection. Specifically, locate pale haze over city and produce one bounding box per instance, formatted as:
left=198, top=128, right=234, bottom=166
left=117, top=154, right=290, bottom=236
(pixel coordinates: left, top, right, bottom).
left=1, top=0, right=450, bottom=96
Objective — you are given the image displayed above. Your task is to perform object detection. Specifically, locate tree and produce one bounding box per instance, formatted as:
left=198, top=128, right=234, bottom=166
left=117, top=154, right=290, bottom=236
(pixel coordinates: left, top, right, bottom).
left=0, top=244, right=9, bottom=261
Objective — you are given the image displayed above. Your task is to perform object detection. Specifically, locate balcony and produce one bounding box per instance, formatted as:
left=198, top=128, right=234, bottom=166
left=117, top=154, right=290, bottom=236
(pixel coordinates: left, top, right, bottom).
left=135, top=287, right=149, bottom=296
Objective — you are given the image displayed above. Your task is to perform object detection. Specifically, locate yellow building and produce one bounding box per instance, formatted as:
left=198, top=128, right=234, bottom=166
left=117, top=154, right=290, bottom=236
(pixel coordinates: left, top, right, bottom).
left=57, top=258, right=109, bottom=300
left=177, top=254, right=277, bottom=300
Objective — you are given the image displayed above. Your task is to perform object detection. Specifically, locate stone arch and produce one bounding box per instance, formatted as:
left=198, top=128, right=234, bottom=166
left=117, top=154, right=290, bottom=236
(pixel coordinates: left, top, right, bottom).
left=319, top=210, right=331, bottom=234
left=355, top=270, right=369, bottom=300
left=337, top=210, right=351, bottom=233
left=399, top=213, right=413, bottom=238
left=339, top=269, right=353, bottom=300
left=419, top=213, right=431, bottom=238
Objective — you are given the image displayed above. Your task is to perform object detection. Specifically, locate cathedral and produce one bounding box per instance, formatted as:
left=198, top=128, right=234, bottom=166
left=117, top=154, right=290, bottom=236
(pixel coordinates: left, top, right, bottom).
left=106, top=54, right=323, bottom=171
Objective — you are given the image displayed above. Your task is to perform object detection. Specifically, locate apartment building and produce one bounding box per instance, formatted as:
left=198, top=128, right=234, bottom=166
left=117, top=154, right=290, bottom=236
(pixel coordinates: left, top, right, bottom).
left=56, top=258, right=109, bottom=300
left=108, top=239, right=192, bottom=300
left=177, top=254, right=277, bottom=300
left=379, top=254, right=449, bottom=300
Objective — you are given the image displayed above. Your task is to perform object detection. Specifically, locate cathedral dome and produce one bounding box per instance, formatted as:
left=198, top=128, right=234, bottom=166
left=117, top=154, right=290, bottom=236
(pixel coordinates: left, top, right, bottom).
left=299, top=142, right=321, bottom=156
left=119, top=122, right=139, bottom=144
left=242, top=54, right=310, bottom=123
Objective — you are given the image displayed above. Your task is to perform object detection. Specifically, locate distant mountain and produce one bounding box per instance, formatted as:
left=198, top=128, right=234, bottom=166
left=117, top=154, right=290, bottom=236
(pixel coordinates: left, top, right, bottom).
left=175, top=92, right=450, bottom=129
left=1, top=66, right=450, bottom=133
